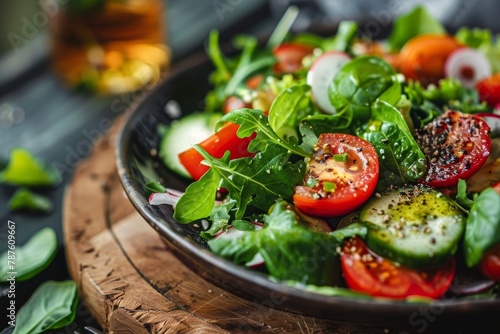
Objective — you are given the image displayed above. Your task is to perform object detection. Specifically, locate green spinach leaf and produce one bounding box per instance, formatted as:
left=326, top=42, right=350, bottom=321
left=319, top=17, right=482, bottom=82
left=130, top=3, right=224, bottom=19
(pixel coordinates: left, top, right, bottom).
left=8, top=188, right=53, bottom=213
left=328, top=56, right=401, bottom=124
left=0, top=148, right=61, bottom=186
left=464, top=188, right=500, bottom=267
left=13, top=280, right=78, bottom=334
left=0, top=227, right=58, bottom=282
left=360, top=100, right=426, bottom=187
left=455, top=179, right=475, bottom=210
left=387, top=5, right=445, bottom=51
left=269, top=84, right=313, bottom=142
left=173, top=166, right=222, bottom=224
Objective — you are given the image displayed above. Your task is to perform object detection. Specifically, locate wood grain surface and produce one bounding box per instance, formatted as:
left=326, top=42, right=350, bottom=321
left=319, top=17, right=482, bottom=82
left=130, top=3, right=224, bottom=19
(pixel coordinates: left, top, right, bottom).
left=62, top=118, right=485, bottom=334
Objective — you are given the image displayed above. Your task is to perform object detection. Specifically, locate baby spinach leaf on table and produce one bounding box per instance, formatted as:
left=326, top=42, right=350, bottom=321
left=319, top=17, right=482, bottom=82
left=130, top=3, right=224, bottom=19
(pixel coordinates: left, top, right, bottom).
left=328, top=56, right=401, bottom=124
left=0, top=148, right=60, bottom=186
left=0, top=227, right=57, bottom=282
left=13, top=280, right=78, bottom=334
left=218, top=108, right=310, bottom=157
left=387, top=5, right=445, bottom=52
left=464, top=188, right=500, bottom=267
left=360, top=100, right=426, bottom=187
left=8, top=188, right=53, bottom=213
left=173, top=166, right=222, bottom=224
left=269, top=84, right=313, bottom=142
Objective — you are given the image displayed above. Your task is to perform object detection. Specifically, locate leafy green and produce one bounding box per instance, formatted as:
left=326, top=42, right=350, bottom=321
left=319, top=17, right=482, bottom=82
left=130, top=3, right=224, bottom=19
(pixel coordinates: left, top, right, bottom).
left=268, top=84, right=313, bottom=142
left=0, top=148, right=61, bottom=186
left=456, top=27, right=493, bottom=49
left=0, top=227, right=58, bottom=282
left=208, top=30, right=231, bottom=85
left=464, top=188, right=500, bottom=267
left=360, top=100, right=427, bottom=187
left=455, top=27, right=500, bottom=73
left=201, top=200, right=236, bottom=239
left=232, top=220, right=256, bottom=231
left=218, top=108, right=309, bottom=157
left=387, top=5, right=445, bottom=51
left=197, top=144, right=305, bottom=219
left=8, top=188, right=53, bottom=213
left=209, top=202, right=366, bottom=286
left=455, top=179, right=474, bottom=209
left=145, top=181, right=166, bottom=195
left=13, top=280, right=78, bottom=334
left=328, top=56, right=401, bottom=124
left=174, top=166, right=221, bottom=224
left=293, top=282, right=371, bottom=299
left=323, top=21, right=358, bottom=53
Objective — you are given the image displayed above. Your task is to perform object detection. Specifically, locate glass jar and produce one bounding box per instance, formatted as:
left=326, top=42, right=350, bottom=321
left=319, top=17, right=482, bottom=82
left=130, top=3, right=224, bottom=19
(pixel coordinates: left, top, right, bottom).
left=50, top=0, right=170, bottom=94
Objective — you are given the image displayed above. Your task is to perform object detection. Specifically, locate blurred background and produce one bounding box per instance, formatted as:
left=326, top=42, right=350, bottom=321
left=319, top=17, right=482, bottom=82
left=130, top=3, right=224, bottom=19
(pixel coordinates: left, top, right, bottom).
left=0, top=0, right=499, bottom=332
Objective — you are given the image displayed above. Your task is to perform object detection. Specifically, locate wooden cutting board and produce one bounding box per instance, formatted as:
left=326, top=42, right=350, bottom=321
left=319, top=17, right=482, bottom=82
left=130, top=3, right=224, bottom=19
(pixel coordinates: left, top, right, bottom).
left=63, top=116, right=471, bottom=333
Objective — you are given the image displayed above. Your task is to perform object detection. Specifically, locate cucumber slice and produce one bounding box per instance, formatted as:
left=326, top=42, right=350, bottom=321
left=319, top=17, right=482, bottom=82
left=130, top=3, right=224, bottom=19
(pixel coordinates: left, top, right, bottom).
left=360, top=185, right=466, bottom=268
left=160, top=112, right=222, bottom=178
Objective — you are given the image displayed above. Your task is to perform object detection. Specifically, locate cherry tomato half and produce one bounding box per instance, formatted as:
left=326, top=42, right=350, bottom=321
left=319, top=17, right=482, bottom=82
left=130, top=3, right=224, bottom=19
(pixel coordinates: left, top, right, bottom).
left=398, top=34, right=462, bottom=86
left=416, top=110, right=491, bottom=188
left=273, top=43, right=314, bottom=74
left=476, top=73, right=500, bottom=108
left=341, top=237, right=456, bottom=299
left=178, top=123, right=255, bottom=180
left=293, top=134, right=379, bottom=217
left=480, top=244, right=500, bottom=281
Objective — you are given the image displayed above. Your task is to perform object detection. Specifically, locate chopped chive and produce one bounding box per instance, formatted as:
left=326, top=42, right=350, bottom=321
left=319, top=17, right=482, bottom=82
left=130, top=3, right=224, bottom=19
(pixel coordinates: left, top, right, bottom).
left=333, top=153, right=349, bottom=162
left=305, top=177, right=319, bottom=188
left=323, top=182, right=336, bottom=193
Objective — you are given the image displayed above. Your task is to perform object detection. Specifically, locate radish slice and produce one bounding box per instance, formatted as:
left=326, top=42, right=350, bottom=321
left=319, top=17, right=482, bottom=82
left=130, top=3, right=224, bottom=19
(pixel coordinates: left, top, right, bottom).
left=307, top=51, right=351, bottom=114
left=445, top=48, right=492, bottom=88
left=214, top=222, right=265, bottom=268
left=476, top=113, right=500, bottom=137
left=149, top=189, right=183, bottom=206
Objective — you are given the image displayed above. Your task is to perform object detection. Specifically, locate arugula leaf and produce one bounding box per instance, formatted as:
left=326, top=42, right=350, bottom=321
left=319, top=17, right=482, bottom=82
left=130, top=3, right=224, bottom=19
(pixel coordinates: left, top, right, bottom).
left=232, top=220, right=256, bottom=231
left=208, top=30, right=231, bottom=85
left=173, top=166, right=221, bottom=224
left=8, top=188, right=54, bottom=213
left=13, top=280, right=78, bottom=334
left=199, top=144, right=305, bottom=219
left=387, top=5, right=445, bottom=51
left=0, top=148, right=61, bottom=186
left=218, top=108, right=310, bottom=157
left=360, top=100, right=427, bottom=187
left=269, top=84, right=312, bottom=141
left=328, top=56, right=401, bottom=124
left=0, top=227, right=58, bottom=282
left=464, top=188, right=500, bottom=267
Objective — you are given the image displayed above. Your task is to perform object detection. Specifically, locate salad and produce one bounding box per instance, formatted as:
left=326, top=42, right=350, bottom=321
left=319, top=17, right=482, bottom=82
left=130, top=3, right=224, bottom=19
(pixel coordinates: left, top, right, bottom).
left=149, top=6, right=500, bottom=301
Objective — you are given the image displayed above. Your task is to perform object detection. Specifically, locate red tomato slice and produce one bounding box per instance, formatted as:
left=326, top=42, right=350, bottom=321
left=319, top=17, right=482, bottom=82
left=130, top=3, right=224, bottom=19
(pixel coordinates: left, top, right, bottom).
left=293, top=134, right=379, bottom=217
left=178, top=123, right=255, bottom=180
left=480, top=244, right=500, bottom=281
left=416, top=110, right=491, bottom=188
left=273, top=43, right=314, bottom=74
left=476, top=73, right=500, bottom=108
left=341, top=237, right=456, bottom=299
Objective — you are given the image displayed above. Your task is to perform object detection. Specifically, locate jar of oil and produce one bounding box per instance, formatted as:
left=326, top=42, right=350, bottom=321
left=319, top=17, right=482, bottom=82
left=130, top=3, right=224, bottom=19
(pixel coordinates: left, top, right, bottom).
left=50, top=0, right=170, bottom=94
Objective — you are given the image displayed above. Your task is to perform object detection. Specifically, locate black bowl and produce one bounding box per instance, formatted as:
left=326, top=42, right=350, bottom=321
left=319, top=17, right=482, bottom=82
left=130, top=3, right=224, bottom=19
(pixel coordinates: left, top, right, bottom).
left=115, top=49, right=500, bottom=324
